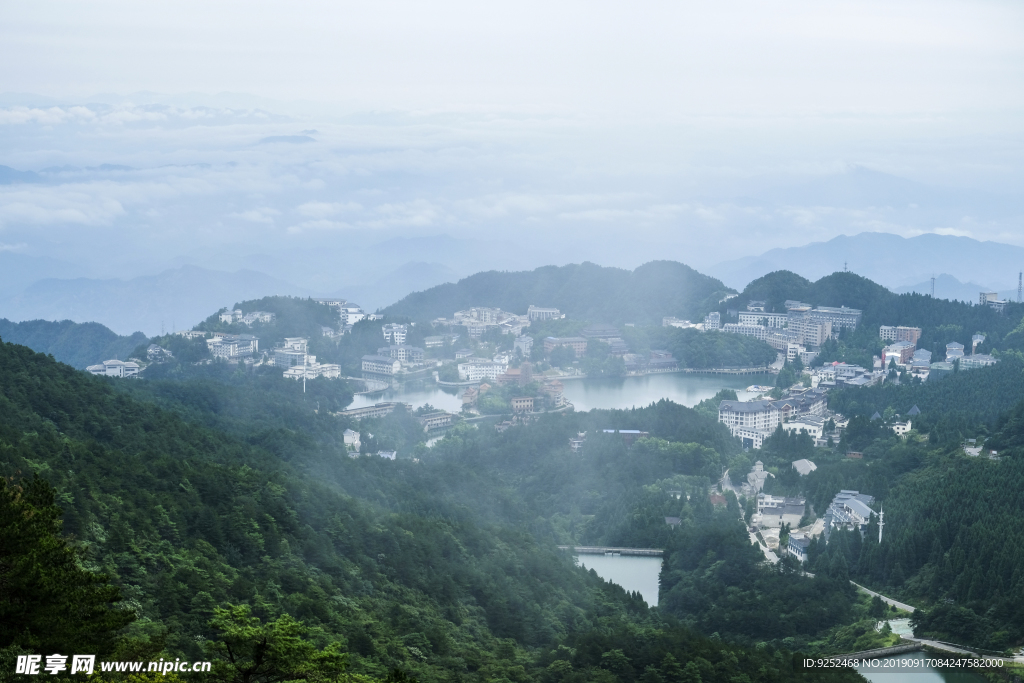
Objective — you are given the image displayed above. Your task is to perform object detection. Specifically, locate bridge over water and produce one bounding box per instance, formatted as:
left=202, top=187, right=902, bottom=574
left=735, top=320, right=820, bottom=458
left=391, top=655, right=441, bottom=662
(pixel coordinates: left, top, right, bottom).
left=558, top=546, right=663, bottom=556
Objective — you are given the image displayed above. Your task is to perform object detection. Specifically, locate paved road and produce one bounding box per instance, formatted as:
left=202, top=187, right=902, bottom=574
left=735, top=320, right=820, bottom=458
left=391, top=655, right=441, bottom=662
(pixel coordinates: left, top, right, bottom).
left=851, top=582, right=916, bottom=612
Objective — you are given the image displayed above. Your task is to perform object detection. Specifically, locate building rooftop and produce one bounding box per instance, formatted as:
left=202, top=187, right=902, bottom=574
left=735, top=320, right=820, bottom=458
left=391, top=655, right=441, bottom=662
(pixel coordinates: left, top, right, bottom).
left=719, top=399, right=773, bottom=413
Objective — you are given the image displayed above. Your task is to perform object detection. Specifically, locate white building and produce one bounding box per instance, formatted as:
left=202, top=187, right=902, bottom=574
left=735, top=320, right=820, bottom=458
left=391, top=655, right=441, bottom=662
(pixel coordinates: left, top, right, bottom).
left=86, top=359, right=141, bottom=378
left=377, top=345, right=424, bottom=364
left=219, top=309, right=243, bottom=323
left=527, top=305, right=562, bottom=321
left=719, top=399, right=781, bottom=435
left=457, top=360, right=508, bottom=381
left=738, top=312, right=789, bottom=328
left=362, top=355, right=401, bottom=375
left=960, top=354, right=999, bottom=370
left=341, top=305, right=366, bottom=326
left=424, top=335, right=444, bottom=348
left=382, top=323, right=408, bottom=344
left=208, top=334, right=259, bottom=359
left=722, top=323, right=768, bottom=341
left=781, top=415, right=826, bottom=439
left=176, top=330, right=206, bottom=339
left=343, top=428, right=361, bottom=452
left=703, top=312, right=721, bottom=330
left=283, top=361, right=342, bottom=380
left=241, top=311, right=275, bottom=326
left=945, top=342, right=965, bottom=360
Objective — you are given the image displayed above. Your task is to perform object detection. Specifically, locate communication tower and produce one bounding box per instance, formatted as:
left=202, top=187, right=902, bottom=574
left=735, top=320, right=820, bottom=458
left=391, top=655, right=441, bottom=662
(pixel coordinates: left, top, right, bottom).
left=878, top=505, right=884, bottom=544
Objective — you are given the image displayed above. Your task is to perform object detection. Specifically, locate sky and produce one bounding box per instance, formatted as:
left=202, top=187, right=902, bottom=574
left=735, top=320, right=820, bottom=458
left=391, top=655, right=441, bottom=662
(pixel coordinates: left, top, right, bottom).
left=0, top=0, right=1022, bottom=309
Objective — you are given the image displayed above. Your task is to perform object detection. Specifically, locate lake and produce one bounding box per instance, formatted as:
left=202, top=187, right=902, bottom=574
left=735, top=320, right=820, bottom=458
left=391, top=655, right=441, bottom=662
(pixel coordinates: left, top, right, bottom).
left=856, top=652, right=987, bottom=682
left=345, top=372, right=773, bottom=413
left=560, top=372, right=774, bottom=412
left=575, top=554, right=663, bottom=606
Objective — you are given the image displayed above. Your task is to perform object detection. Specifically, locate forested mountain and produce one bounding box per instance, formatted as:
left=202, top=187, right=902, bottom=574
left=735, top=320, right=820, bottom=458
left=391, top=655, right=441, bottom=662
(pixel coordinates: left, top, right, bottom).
left=0, top=318, right=147, bottom=369
left=381, top=261, right=734, bottom=325
left=0, top=337, right=862, bottom=682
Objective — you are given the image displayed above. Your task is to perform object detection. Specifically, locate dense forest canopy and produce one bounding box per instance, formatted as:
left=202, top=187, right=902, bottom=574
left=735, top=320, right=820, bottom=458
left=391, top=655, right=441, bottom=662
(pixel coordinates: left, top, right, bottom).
left=381, top=261, right=734, bottom=325
left=0, top=336, right=864, bottom=682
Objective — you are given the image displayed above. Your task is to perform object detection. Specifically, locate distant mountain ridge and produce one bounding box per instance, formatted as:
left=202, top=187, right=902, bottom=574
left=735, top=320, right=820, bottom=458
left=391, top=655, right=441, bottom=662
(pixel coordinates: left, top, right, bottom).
left=381, top=260, right=733, bottom=325
left=709, top=232, right=1024, bottom=293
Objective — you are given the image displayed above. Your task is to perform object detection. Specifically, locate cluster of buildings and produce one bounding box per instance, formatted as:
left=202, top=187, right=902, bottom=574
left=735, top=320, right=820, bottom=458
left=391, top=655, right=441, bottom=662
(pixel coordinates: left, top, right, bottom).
left=784, top=489, right=881, bottom=563
left=720, top=300, right=862, bottom=358
left=275, top=338, right=342, bottom=380
left=876, top=326, right=999, bottom=381
left=430, top=305, right=561, bottom=339
left=718, top=387, right=830, bottom=449
left=208, top=333, right=260, bottom=359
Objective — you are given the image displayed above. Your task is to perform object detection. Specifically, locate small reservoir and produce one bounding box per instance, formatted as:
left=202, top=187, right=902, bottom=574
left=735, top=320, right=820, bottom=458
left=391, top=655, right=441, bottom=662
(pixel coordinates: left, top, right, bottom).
left=575, top=553, right=663, bottom=606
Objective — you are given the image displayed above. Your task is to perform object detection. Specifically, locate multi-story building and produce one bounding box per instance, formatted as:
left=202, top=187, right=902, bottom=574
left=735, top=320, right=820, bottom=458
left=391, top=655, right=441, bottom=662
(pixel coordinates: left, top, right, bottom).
left=719, top=399, right=780, bottom=436
left=882, top=341, right=915, bottom=365
left=241, top=311, right=275, bottom=326
left=340, top=304, right=366, bottom=326
left=747, top=300, right=767, bottom=312
left=543, top=336, right=588, bottom=357
left=208, top=334, right=259, bottom=359
left=376, top=345, right=424, bottom=364
left=979, top=292, right=1008, bottom=311
left=960, top=354, right=999, bottom=370
left=511, top=397, right=534, bottom=412
left=337, top=402, right=408, bottom=420
left=823, top=490, right=876, bottom=537
left=455, top=348, right=474, bottom=359
left=738, top=312, right=789, bottom=328
left=418, top=411, right=454, bottom=431
left=527, top=305, right=562, bottom=321
left=382, top=323, right=407, bottom=344
left=945, top=342, right=965, bottom=360
left=755, top=493, right=806, bottom=528
left=219, top=309, right=242, bottom=323
left=312, top=297, right=346, bottom=308
left=424, top=335, right=444, bottom=348
left=787, top=533, right=811, bottom=562
left=457, top=360, right=508, bottom=382
left=362, top=355, right=401, bottom=375
left=514, top=335, right=534, bottom=356
left=787, top=308, right=833, bottom=346
left=722, top=323, right=768, bottom=341
left=703, top=312, right=721, bottom=330
left=283, top=361, right=342, bottom=380
left=176, top=330, right=206, bottom=339
left=810, top=305, right=862, bottom=330
left=86, top=359, right=141, bottom=378
left=880, top=325, right=921, bottom=345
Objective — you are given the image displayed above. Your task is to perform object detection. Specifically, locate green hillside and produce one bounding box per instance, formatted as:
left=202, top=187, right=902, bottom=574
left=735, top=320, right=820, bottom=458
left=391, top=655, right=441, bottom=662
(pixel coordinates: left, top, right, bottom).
left=0, top=337, right=862, bottom=682
left=0, top=318, right=147, bottom=369
left=381, top=261, right=734, bottom=325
